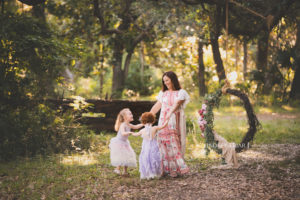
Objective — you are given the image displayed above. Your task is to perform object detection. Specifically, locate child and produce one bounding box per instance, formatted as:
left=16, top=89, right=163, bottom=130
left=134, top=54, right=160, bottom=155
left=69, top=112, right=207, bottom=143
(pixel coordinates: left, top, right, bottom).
left=109, top=108, right=144, bottom=175
left=132, top=112, right=169, bottom=179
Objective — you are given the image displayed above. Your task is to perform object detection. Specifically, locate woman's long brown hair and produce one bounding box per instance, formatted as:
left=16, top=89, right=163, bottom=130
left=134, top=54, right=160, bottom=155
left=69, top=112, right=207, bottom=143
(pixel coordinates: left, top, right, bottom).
left=162, top=71, right=181, bottom=91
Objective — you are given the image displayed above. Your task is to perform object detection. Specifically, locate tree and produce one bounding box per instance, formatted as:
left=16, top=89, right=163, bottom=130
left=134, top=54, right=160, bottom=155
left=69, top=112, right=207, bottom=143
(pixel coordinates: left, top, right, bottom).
left=225, top=0, right=295, bottom=94
left=182, top=0, right=295, bottom=94
left=287, top=2, right=300, bottom=100
left=0, top=5, right=80, bottom=159
left=209, top=4, right=226, bottom=82
left=198, top=40, right=206, bottom=96
left=93, top=0, right=164, bottom=98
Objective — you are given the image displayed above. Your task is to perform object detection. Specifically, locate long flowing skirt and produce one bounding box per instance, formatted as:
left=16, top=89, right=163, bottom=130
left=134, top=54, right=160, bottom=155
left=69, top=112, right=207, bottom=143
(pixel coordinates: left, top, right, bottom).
left=139, top=139, right=161, bottom=179
left=158, top=133, right=189, bottom=177
left=109, top=137, right=137, bottom=167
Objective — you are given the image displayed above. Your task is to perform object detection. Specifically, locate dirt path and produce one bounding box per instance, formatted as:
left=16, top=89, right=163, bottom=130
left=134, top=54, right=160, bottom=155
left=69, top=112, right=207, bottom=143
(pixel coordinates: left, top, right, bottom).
left=108, top=144, right=300, bottom=200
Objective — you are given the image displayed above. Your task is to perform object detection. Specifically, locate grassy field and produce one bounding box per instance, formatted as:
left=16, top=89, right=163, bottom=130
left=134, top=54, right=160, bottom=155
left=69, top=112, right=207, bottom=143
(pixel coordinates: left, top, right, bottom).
left=0, top=103, right=299, bottom=199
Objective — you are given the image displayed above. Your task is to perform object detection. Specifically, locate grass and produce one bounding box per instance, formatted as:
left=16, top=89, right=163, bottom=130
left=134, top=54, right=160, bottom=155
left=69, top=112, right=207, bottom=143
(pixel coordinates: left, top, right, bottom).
left=185, top=100, right=300, bottom=144
left=0, top=103, right=300, bottom=199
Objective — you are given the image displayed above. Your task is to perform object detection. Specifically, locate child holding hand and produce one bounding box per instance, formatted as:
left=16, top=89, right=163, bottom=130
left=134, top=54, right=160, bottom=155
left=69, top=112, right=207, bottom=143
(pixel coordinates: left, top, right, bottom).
left=132, top=112, right=169, bottom=179
left=109, top=108, right=143, bottom=176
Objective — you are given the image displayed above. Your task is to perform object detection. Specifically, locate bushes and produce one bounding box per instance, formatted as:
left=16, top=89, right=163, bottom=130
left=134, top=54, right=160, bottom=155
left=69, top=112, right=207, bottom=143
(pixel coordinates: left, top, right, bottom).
left=0, top=13, right=89, bottom=161
left=0, top=103, right=92, bottom=161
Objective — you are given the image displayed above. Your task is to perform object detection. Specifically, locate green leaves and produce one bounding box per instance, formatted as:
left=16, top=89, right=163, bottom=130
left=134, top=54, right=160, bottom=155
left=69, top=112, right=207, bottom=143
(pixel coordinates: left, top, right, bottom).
left=203, top=89, right=223, bottom=155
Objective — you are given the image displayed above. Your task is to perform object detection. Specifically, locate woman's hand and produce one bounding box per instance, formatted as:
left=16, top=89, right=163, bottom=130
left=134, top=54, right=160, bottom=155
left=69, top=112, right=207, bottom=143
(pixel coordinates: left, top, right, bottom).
left=165, top=112, right=172, bottom=122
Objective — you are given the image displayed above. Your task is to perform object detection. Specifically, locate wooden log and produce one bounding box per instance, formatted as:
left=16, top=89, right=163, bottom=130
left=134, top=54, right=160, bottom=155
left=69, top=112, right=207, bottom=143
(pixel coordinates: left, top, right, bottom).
left=46, top=99, right=159, bottom=132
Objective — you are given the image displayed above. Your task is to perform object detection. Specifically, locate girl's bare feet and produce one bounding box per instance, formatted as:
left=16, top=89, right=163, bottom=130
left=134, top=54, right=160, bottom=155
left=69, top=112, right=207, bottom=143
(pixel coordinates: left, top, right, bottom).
left=113, top=168, right=121, bottom=174
left=122, top=172, right=130, bottom=177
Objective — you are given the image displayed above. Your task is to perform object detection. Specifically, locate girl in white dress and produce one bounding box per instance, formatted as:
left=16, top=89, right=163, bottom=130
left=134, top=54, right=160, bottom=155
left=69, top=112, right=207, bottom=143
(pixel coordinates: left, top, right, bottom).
left=109, top=108, right=143, bottom=175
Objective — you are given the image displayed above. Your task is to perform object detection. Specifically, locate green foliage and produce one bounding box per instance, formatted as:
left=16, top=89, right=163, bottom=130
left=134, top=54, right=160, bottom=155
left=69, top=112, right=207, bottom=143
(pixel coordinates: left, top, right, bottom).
left=202, top=89, right=223, bottom=155
left=124, top=57, right=161, bottom=96
left=0, top=13, right=86, bottom=160
left=0, top=13, right=68, bottom=101
left=0, top=103, right=93, bottom=161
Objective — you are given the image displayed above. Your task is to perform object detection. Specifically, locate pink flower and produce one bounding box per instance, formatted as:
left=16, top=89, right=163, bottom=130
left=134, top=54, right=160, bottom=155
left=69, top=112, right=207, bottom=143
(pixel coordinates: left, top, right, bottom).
left=200, top=125, right=205, bottom=132
left=198, top=119, right=207, bottom=126
left=198, top=109, right=203, bottom=115
left=198, top=116, right=203, bottom=121
left=202, top=104, right=207, bottom=110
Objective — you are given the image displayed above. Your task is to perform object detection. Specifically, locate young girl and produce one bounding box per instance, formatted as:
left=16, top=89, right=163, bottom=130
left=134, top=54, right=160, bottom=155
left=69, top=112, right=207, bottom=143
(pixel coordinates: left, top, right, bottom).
left=132, top=112, right=169, bottom=179
left=109, top=108, right=144, bottom=175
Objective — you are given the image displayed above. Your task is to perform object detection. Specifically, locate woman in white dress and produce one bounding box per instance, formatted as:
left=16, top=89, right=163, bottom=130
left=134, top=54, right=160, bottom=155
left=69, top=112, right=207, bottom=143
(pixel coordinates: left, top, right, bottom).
left=150, top=71, right=190, bottom=177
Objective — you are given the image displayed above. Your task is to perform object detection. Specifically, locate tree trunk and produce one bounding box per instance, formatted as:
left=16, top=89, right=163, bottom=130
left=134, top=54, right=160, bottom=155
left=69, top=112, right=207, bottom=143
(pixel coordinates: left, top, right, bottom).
left=290, top=65, right=300, bottom=100
left=99, top=57, right=104, bottom=99
left=256, top=31, right=272, bottom=94
left=123, top=50, right=133, bottom=80
left=111, top=43, right=125, bottom=99
left=198, top=41, right=206, bottom=96
left=1, top=0, right=4, bottom=14
left=210, top=32, right=226, bottom=82
left=290, top=20, right=300, bottom=100
left=243, top=39, right=248, bottom=80
left=256, top=32, right=269, bottom=71
left=139, top=43, right=145, bottom=84
left=235, top=39, right=239, bottom=70
left=32, top=2, right=45, bottom=21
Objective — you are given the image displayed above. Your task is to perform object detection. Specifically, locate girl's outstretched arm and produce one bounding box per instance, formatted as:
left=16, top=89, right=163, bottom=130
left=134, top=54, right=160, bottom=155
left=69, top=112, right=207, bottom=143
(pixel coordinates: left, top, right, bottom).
left=120, top=123, right=134, bottom=136
left=129, top=123, right=144, bottom=129
left=132, top=129, right=144, bottom=137
left=151, top=120, right=169, bottom=138
left=155, top=120, right=169, bottom=131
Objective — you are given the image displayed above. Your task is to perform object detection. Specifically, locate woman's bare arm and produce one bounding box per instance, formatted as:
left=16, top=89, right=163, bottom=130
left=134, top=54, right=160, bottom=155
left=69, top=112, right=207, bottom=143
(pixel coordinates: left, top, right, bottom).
left=165, top=100, right=184, bottom=120
left=150, top=101, right=162, bottom=114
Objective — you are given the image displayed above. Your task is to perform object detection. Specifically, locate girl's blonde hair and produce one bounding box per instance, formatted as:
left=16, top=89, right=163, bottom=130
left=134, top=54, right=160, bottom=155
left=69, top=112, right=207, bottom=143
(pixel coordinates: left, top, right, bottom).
left=114, top=108, right=130, bottom=131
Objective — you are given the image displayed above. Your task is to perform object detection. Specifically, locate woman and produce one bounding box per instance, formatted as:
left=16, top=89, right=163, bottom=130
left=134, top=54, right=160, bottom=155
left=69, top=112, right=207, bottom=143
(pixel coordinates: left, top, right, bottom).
left=150, top=71, right=190, bottom=177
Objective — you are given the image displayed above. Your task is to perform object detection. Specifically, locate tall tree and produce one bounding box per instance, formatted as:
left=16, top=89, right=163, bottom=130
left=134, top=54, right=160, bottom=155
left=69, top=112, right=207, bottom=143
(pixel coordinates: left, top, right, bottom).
left=256, top=30, right=271, bottom=93
left=243, top=37, right=248, bottom=80
left=198, top=40, right=206, bottom=96
left=289, top=11, right=300, bottom=99
left=225, top=0, right=295, bottom=94
left=93, top=0, right=161, bottom=98
left=209, top=4, right=226, bottom=82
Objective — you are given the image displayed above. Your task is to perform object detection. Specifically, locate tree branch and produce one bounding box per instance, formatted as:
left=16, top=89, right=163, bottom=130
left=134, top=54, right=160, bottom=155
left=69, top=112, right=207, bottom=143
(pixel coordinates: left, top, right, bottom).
left=181, top=0, right=222, bottom=5
left=132, top=21, right=156, bottom=48
left=227, top=0, right=295, bottom=38
left=18, top=0, right=45, bottom=6
left=121, top=0, right=133, bottom=16
left=93, top=0, right=122, bottom=35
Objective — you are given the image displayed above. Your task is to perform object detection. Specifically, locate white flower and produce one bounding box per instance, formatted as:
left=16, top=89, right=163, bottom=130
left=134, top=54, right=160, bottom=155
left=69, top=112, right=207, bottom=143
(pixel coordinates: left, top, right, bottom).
left=198, top=119, right=207, bottom=126
left=198, top=116, right=203, bottom=121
